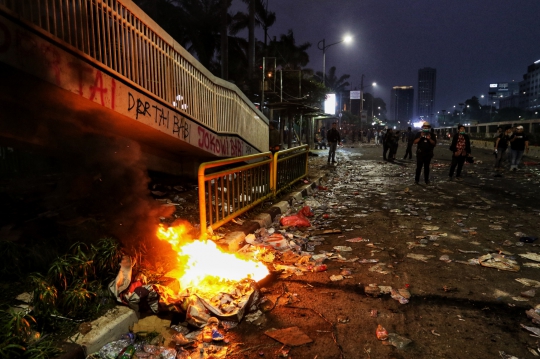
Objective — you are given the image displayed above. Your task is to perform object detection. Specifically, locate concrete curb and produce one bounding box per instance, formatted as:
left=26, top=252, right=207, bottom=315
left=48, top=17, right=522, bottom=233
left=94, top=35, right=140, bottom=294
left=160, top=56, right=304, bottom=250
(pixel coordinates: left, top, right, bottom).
left=68, top=306, right=139, bottom=357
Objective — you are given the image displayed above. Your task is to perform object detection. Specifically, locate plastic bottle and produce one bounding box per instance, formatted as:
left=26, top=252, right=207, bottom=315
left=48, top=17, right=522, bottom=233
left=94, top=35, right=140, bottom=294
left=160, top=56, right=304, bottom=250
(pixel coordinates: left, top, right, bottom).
left=376, top=324, right=388, bottom=341
left=117, top=345, right=136, bottom=359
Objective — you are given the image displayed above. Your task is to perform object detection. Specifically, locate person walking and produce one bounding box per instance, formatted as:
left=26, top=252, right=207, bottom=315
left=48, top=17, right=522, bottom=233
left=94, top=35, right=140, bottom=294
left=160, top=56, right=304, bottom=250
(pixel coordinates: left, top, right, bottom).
left=494, top=126, right=511, bottom=170
left=448, top=125, right=471, bottom=181
left=382, top=128, right=393, bottom=160
left=403, top=126, right=415, bottom=160
left=509, top=125, right=529, bottom=171
left=389, top=130, right=400, bottom=162
left=327, top=122, right=341, bottom=164
left=413, top=122, right=437, bottom=185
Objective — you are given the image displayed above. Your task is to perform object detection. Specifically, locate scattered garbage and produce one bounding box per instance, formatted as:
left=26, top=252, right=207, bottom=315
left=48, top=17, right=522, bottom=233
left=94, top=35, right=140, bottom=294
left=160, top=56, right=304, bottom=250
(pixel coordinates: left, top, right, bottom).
left=376, top=324, right=388, bottom=340
left=515, top=278, right=540, bottom=287
left=280, top=206, right=313, bottom=227
left=390, top=289, right=409, bottom=304
left=407, top=253, right=435, bottom=262
left=265, top=327, right=313, bottom=346
left=385, top=333, right=412, bottom=349
left=519, top=253, right=540, bottom=262
left=499, top=351, right=521, bottom=359
left=478, top=253, right=520, bottom=272
left=521, top=324, right=540, bottom=338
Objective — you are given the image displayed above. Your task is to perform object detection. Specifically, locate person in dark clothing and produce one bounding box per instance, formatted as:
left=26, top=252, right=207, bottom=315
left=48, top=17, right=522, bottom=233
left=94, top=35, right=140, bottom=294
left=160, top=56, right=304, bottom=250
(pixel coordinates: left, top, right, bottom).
left=327, top=122, right=341, bottom=164
left=413, top=122, right=437, bottom=184
left=269, top=122, right=281, bottom=153
left=403, top=127, right=415, bottom=160
left=389, top=130, right=400, bottom=162
left=448, top=125, right=471, bottom=181
left=494, top=126, right=511, bottom=170
left=382, top=128, right=393, bottom=160
left=509, top=125, right=530, bottom=171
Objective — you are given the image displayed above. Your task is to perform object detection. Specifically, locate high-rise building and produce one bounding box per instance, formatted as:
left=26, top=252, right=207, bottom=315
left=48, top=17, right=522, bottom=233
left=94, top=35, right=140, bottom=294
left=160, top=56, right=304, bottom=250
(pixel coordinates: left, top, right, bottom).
left=417, top=67, right=436, bottom=120
left=488, top=81, right=519, bottom=109
left=519, top=60, right=540, bottom=111
left=391, top=86, right=414, bottom=126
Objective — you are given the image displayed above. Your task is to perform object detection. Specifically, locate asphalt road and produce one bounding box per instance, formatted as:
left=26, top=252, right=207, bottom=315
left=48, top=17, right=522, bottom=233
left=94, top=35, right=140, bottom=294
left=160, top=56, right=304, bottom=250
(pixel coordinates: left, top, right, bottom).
left=225, top=141, right=540, bottom=359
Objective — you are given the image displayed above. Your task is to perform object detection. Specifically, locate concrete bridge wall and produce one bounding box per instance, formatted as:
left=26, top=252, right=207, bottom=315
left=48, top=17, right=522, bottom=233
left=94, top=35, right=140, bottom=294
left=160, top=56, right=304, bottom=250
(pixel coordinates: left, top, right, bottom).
left=0, top=1, right=268, bottom=178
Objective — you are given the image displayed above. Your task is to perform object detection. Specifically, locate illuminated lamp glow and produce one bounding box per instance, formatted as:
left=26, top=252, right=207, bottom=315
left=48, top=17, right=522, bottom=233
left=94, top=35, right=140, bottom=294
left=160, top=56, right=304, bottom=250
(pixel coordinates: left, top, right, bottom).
left=413, top=121, right=424, bottom=128
left=324, top=94, right=336, bottom=115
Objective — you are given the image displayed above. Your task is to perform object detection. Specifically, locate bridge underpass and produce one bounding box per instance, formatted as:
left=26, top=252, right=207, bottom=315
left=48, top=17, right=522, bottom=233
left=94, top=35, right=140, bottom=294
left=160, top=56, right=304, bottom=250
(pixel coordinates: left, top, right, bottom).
left=0, top=0, right=268, bottom=179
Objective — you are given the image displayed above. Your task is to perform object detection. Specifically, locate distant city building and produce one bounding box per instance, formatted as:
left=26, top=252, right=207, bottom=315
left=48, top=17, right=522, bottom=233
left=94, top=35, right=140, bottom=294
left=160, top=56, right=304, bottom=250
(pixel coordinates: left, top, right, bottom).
left=391, top=86, right=414, bottom=125
left=417, top=67, right=436, bottom=120
left=519, top=60, right=540, bottom=111
left=499, top=95, right=520, bottom=109
left=488, top=81, right=519, bottom=109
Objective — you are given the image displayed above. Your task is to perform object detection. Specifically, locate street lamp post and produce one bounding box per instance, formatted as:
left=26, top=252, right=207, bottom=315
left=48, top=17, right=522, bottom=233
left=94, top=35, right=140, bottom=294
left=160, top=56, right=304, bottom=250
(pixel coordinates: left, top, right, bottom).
left=370, top=82, right=377, bottom=121
left=358, top=76, right=377, bottom=136
left=317, top=35, right=352, bottom=86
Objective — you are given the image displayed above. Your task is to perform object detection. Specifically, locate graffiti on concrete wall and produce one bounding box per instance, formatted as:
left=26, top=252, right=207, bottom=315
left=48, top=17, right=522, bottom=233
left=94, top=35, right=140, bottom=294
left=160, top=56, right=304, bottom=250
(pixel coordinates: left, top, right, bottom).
left=0, top=16, right=257, bottom=158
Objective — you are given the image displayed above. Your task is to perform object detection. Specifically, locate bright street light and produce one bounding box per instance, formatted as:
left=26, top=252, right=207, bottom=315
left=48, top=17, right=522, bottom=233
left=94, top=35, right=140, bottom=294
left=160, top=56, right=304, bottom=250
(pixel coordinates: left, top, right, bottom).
left=318, top=35, right=353, bottom=86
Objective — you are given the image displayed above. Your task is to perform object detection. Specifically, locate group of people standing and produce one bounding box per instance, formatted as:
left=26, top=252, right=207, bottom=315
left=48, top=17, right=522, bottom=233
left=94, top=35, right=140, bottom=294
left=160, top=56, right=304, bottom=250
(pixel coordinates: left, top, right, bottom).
left=310, top=121, right=531, bottom=183
left=380, top=122, right=472, bottom=185
left=494, top=125, right=530, bottom=171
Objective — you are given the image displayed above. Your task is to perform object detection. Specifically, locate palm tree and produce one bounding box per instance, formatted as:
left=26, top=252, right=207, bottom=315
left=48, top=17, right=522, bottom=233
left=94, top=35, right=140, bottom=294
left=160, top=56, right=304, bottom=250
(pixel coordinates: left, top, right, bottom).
left=267, top=30, right=311, bottom=69
left=314, top=66, right=350, bottom=92
left=134, top=0, right=231, bottom=73
left=230, top=0, right=276, bottom=47
left=175, top=0, right=223, bottom=69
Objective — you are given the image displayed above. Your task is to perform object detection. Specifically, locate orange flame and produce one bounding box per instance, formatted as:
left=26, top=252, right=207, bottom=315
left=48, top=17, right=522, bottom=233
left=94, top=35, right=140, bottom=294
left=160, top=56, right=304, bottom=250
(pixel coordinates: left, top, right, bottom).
left=156, top=223, right=269, bottom=292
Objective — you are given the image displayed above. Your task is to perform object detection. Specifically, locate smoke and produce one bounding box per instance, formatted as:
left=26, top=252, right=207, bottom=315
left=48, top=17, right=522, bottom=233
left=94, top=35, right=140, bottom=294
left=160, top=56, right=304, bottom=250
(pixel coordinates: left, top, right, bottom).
left=59, top=131, right=175, bottom=250
left=2, top=114, right=175, bottom=257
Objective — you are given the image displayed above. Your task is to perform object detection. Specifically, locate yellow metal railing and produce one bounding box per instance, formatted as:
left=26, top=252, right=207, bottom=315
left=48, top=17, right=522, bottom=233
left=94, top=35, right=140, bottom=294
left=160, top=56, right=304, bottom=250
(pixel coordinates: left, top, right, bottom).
left=0, top=0, right=268, bottom=151
left=198, top=152, right=274, bottom=236
left=273, top=145, right=309, bottom=195
left=198, top=146, right=310, bottom=234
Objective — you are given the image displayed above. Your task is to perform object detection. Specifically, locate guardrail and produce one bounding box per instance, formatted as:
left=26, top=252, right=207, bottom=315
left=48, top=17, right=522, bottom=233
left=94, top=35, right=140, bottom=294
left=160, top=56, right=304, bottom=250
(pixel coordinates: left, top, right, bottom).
left=0, top=0, right=268, bottom=151
left=198, top=146, right=310, bottom=234
left=198, top=152, right=274, bottom=236
left=273, top=145, right=309, bottom=195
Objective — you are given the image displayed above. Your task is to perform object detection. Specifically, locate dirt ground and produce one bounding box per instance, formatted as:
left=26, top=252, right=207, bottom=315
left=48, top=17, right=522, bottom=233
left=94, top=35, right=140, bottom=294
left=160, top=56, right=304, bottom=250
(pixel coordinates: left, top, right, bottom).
left=220, top=142, right=540, bottom=359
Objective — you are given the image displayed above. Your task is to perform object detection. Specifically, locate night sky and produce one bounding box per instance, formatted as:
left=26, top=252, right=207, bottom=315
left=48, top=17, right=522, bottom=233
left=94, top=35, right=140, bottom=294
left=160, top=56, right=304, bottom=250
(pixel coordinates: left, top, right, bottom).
left=232, top=0, right=540, bottom=117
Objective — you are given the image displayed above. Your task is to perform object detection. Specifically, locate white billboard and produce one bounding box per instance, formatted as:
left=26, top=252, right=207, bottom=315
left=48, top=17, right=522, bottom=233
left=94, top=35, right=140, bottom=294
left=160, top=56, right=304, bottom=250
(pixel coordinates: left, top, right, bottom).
left=350, top=90, right=361, bottom=100
left=324, top=93, right=336, bottom=115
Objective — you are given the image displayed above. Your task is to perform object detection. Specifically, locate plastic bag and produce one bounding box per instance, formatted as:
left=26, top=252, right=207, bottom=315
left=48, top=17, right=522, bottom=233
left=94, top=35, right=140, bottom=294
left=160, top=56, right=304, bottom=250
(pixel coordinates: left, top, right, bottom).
left=280, top=214, right=310, bottom=227
left=280, top=206, right=313, bottom=227
left=98, top=339, right=131, bottom=359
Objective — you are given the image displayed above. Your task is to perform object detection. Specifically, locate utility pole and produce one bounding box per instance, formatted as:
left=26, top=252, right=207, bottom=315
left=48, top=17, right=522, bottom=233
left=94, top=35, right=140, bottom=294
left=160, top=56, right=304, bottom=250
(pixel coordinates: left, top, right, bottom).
left=360, top=74, right=364, bottom=133
left=248, top=0, right=255, bottom=87
left=220, top=0, right=230, bottom=80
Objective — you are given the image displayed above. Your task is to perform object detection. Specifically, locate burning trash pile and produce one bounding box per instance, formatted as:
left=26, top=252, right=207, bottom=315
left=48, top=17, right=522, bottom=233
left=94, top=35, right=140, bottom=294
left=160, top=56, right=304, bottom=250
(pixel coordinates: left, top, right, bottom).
left=154, top=222, right=270, bottom=326
left=95, top=222, right=273, bottom=358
